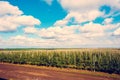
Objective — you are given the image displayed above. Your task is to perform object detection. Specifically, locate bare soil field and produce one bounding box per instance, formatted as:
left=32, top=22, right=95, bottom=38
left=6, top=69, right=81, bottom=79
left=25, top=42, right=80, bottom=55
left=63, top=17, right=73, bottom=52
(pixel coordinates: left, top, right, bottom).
left=0, top=63, right=119, bottom=80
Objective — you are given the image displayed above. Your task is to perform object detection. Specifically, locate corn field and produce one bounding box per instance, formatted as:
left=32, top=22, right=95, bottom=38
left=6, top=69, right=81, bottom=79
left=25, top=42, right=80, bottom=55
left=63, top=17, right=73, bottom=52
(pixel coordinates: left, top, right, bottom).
left=0, top=48, right=120, bottom=74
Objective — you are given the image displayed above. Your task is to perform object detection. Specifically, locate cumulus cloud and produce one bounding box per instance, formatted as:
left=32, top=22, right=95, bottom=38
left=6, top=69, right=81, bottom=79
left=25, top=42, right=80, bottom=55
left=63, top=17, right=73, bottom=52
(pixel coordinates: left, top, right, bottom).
left=3, top=35, right=41, bottom=47
left=59, top=0, right=120, bottom=11
left=103, top=18, right=113, bottom=24
left=39, top=21, right=119, bottom=39
left=54, top=0, right=107, bottom=26
left=54, top=20, right=68, bottom=26
left=54, top=10, right=104, bottom=27
left=0, top=1, right=23, bottom=16
left=0, top=35, right=60, bottom=48
left=33, top=19, right=120, bottom=47
left=55, top=0, right=120, bottom=26
left=37, top=26, right=77, bottom=39
left=80, top=22, right=104, bottom=33
left=59, top=0, right=105, bottom=12
left=0, top=0, right=120, bottom=48
left=79, top=22, right=119, bottom=34
left=0, top=1, right=40, bottom=32
left=66, top=10, right=103, bottom=23
left=13, top=28, right=120, bottom=47
left=23, top=27, right=38, bottom=34
left=113, top=27, right=120, bottom=36
left=0, top=24, right=120, bottom=48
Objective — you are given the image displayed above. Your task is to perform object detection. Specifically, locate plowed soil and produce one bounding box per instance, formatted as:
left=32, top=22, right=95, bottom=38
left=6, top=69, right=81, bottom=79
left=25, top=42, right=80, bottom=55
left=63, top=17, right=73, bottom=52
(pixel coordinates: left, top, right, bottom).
left=0, top=63, right=119, bottom=80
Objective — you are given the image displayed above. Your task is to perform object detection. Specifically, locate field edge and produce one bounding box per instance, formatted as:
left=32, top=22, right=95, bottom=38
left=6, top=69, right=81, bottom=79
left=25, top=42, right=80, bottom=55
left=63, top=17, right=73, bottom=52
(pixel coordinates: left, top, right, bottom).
left=0, top=62, right=120, bottom=80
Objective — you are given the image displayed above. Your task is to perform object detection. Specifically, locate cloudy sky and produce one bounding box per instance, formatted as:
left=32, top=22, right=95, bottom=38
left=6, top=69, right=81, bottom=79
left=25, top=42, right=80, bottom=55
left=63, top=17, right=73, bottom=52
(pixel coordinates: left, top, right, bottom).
left=0, top=0, right=120, bottom=48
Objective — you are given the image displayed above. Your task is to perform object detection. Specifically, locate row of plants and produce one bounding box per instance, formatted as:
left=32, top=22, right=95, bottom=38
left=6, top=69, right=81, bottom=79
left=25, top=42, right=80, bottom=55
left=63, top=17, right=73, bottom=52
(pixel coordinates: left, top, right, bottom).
left=0, top=49, right=120, bottom=74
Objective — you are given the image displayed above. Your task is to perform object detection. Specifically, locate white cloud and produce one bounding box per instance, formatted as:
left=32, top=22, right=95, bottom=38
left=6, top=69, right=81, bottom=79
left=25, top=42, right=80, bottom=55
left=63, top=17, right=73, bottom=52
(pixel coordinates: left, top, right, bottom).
left=59, top=0, right=99, bottom=11
left=66, top=10, right=103, bottom=23
left=0, top=25, right=120, bottom=48
left=79, top=22, right=118, bottom=34
left=24, top=27, right=38, bottom=34
left=44, top=0, right=53, bottom=5
left=0, top=35, right=60, bottom=48
left=0, top=1, right=120, bottom=48
left=0, top=36, right=3, bottom=42
left=80, top=22, right=104, bottom=33
left=59, top=0, right=120, bottom=11
left=79, top=22, right=120, bottom=38
left=54, top=10, right=103, bottom=26
left=107, top=0, right=120, bottom=10
left=54, top=0, right=108, bottom=26
left=0, top=1, right=40, bottom=32
left=56, top=0, right=120, bottom=25
left=8, top=35, right=41, bottom=47
left=38, top=26, right=77, bottom=39
left=103, top=18, right=113, bottom=25
left=0, top=1, right=23, bottom=16
left=54, top=20, right=68, bottom=26
left=113, top=27, right=120, bottom=36
left=12, top=15, right=40, bottom=26
left=31, top=20, right=120, bottom=47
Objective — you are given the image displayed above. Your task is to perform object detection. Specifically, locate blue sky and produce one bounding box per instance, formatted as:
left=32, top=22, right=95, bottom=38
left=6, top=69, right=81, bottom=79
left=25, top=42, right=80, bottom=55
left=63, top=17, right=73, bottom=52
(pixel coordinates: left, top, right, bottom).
left=0, top=0, right=120, bottom=48
left=8, top=0, right=67, bottom=27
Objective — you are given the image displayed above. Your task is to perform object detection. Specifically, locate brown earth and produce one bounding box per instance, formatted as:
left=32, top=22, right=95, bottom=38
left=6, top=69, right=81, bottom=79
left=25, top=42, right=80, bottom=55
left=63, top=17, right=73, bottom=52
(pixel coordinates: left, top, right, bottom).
left=0, top=63, right=119, bottom=80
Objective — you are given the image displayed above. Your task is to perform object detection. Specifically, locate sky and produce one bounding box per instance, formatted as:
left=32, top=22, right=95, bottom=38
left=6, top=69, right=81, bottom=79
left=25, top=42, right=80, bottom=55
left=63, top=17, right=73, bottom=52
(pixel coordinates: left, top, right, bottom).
left=0, top=0, right=120, bottom=48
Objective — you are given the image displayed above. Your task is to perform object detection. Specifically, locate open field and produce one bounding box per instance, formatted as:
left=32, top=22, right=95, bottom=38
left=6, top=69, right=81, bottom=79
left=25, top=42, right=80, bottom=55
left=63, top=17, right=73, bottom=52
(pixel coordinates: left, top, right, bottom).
left=0, top=63, right=120, bottom=80
left=0, top=48, right=120, bottom=74
left=0, top=48, right=120, bottom=80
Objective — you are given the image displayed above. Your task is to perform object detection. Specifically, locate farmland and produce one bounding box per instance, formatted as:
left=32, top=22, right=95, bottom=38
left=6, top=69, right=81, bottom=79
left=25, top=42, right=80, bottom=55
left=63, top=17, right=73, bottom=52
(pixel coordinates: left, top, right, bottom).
left=0, top=48, right=120, bottom=74
left=0, top=63, right=120, bottom=80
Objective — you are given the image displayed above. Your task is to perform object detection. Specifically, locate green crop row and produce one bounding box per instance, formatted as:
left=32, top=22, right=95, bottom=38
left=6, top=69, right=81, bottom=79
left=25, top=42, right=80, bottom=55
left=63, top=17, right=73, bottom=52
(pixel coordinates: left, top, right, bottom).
left=0, top=49, right=120, bottom=74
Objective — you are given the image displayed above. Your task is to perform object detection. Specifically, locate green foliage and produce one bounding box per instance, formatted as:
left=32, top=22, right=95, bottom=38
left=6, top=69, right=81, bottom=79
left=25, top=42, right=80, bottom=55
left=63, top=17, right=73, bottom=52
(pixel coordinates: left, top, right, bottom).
left=0, top=49, right=120, bottom=74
